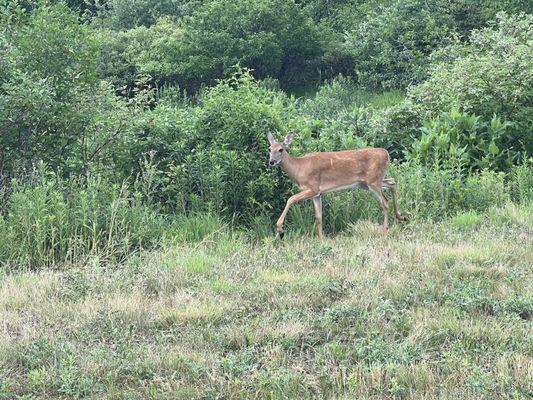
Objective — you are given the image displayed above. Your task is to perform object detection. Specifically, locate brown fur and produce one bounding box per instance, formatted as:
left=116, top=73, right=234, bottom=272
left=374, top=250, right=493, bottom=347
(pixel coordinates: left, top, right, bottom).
left=268, top=134, right=404, bottom=239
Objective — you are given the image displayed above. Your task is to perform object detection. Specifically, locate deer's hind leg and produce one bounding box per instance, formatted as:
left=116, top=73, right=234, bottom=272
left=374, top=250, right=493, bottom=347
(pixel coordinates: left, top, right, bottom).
left=382, top=178, right=405, bottom=222
left=368, top=184, right=389, bottom=234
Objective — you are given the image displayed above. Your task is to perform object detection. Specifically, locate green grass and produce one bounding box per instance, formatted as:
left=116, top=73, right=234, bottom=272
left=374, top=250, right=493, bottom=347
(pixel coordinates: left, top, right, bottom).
left=1, top=204, right=532, bottom=399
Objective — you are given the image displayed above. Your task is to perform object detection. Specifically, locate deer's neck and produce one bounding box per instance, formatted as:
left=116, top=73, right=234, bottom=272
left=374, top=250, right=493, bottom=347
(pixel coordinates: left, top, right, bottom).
left=280, top=153, right=303, bottom=184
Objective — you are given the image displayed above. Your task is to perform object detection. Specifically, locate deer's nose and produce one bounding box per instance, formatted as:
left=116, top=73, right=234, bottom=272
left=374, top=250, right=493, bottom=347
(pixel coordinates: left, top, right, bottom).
left=269, top=160, right=275, bottom=166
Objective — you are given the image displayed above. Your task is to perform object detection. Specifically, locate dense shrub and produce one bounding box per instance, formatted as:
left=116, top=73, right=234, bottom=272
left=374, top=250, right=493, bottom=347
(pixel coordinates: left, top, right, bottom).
left=342, top=0, right=452, bottom=89
left=297, top=76, right=407, bottom=157
left=406, top=108, right=514, bottom=171
left=303, top=0, right=531, bottom=34
left=310, top=0, right=532, bottom=88
left=424, top=0, right=533, bottom=37
left=363, top=100, right=426, bottom=161
left=0, top=2, right=100, bottom=173
left=360, top=12, right=532, bottom=165
left=157, top=70, right=296, bottom=218
left=98, top=0, right=323, bottom=91
left=110, top=71, right=532, bottom=226
left=410, top=13, right=533, bottom=157
left=94, top=0, right=199, bottom=30
left=299, top=76, right=403, bottom=119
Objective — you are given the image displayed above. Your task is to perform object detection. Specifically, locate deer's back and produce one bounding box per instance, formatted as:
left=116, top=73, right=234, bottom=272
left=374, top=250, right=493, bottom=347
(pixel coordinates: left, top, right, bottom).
left=298, top=148, right=389, bottom=190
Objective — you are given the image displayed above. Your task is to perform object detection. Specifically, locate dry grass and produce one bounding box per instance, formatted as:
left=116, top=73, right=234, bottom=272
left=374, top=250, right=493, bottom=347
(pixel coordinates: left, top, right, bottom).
left=0, top=205, right=532, bottom=399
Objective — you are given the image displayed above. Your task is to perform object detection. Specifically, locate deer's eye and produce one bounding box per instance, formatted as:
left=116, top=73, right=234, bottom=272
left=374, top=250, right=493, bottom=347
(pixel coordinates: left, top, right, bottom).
left=279, top=148, right=283, bottom=153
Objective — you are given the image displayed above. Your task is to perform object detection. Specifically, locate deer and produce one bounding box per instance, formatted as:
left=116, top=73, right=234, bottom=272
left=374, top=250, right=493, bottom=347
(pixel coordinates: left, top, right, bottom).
left=267, top=132, right=405, bottom=239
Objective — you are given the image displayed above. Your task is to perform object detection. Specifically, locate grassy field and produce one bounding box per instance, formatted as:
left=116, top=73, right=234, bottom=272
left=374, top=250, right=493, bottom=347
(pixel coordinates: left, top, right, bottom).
left=1, top=203, right=532, bottom=399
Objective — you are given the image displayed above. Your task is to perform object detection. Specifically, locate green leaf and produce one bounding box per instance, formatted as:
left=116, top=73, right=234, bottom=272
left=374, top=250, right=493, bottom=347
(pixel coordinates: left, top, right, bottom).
left=488, top=141, right=499, bottom=155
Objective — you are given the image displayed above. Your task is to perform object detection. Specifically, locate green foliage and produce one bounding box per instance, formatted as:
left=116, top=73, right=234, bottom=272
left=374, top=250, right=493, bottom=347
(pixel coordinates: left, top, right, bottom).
left=171, top=213, right=225, bottom=243
left=0, top=1, right=100, bottom=173
left=95, top=0, right=200, bottom=30
left=424, top=0, right=533, bottom=37
left=410, top=13, right=533, bottom=157
left=98, top=0, right=322, bottom=91
left=161, top=70, right=294, bottom=218
left=0, top=163, right=169, bottom=269
left=450, top=211, right=484, bottom=231
left=407, top=108, right=513, bottom=171
left=181, top=0, right=322, bottom=89
left=364, top=100, right=426, bottom=161
left=508, top=158, right=533, bottom=204
left=389, top=162, right=512, bottom=220
left=300, top=76, right=364, bottom=120
left=343, top=0, right=452, bottom=89
left=97, top=18, right=185, bottom=89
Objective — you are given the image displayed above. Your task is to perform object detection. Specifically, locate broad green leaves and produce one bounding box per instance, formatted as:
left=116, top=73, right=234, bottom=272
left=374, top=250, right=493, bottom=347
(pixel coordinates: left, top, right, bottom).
left=410, top=13, right=533, bottom=158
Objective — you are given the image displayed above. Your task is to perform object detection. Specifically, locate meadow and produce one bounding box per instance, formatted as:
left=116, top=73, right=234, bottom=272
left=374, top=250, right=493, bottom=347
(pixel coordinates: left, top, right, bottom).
left=1, top=1, right=532, bottom=399
left=1, top=202, right=532, bottom=399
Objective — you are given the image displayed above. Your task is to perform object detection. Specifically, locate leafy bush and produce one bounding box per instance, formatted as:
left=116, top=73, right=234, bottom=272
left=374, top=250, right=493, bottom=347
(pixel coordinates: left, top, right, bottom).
left=94, top=0, right=199, bottom=30
left=97, top=0, right=323, bottom=91
left=406, top=108, right=513, bottom=171
left=364, top=99, right=426, bottom=161
left=410, top=13, right=533, bottom=158
left=0, top=2, right=100, bottom=174
left=424, top=0, right=533, bottom=37
left=343, top=0, right=452, bottom=89
left=158, top=70, right=295, bottom=219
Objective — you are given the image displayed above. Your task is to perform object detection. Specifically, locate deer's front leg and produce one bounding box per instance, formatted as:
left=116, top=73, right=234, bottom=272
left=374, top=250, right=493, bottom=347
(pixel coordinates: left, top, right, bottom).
left=276, top=189, right=317, bottom=237
left=312, top=195, right=323, bottom=240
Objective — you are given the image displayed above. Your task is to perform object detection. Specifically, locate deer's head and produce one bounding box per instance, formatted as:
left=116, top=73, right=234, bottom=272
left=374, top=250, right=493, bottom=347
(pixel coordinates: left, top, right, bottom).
left=267, top=132, right=293, bottom=166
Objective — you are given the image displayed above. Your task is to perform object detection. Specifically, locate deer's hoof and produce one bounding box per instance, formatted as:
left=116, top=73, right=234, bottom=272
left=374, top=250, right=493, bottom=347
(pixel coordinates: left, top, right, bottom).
left=279, top=231, right=285, bottom=240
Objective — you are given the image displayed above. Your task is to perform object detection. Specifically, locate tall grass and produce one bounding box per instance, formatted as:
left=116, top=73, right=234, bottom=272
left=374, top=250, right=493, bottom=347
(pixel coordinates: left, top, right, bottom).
left=0, top=166, right=170, bottom=269
left=1, top=161, right=531, bottom=266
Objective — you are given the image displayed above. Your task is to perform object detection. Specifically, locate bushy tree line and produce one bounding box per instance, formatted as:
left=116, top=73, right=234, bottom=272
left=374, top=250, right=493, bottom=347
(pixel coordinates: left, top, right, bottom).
left=98, top=0, right=322, bottom=91
left=86, top=0, right=533, bottom=91
left=0, top=1, right=532, bottom=262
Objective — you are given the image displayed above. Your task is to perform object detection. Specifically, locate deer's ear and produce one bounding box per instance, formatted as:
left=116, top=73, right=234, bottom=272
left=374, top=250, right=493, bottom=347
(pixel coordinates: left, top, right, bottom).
left=267, top=131, right=276, bottom=144
left=283, top=133, right=293, bottom=146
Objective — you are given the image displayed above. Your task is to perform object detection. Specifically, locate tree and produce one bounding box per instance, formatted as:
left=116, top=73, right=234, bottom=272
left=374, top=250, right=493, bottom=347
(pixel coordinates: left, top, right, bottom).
left=410, top=13, right=533, bottom=159
left=93, top=0, right=202, bottom=30
left=97, top=0, right=323, bottom=92
left=0, top=2, right=101, bottom=173
left=342, top=0, right=452, bottom=90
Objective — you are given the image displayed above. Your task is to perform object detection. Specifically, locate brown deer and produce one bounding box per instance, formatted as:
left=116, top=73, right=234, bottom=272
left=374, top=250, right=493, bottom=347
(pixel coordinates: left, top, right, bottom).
left=267, top=132, right=405, bottom=239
